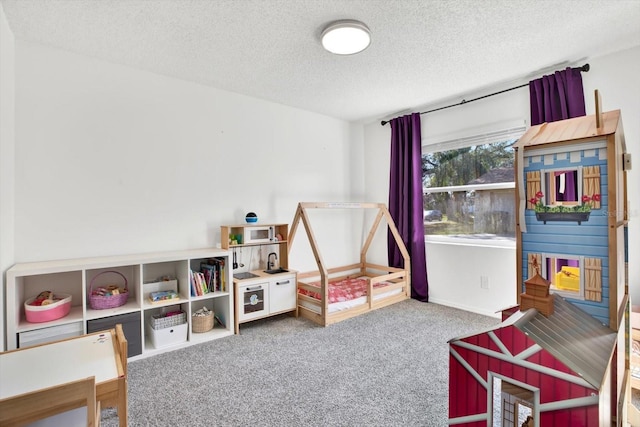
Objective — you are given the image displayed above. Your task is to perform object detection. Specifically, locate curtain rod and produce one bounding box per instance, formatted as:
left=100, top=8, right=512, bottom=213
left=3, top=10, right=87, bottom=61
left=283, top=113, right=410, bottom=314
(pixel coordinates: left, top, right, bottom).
left=380, top=63, right=590, bottom=126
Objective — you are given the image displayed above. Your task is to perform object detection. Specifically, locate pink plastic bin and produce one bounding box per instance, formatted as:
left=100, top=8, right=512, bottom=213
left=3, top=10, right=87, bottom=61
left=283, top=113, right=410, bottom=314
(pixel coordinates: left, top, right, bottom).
left=24, top=294, right=72, bottom=323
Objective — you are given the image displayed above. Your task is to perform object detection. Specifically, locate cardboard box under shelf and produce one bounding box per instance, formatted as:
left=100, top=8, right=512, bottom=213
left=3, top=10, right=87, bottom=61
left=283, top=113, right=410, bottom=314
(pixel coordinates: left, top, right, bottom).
left=520, top=293, right=554, bottom=316
left=146, top=322, right=187, bottom=349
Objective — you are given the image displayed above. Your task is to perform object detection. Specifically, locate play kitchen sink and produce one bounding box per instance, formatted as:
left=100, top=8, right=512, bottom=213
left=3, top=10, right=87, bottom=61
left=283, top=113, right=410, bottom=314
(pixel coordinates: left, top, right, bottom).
left=234, top=268, right=289, bottom=279
left=233, top=272, right=259, bottom=280
left=263, top=268, right=289, bottom=274
left=234, top=251, right=289, bottom=279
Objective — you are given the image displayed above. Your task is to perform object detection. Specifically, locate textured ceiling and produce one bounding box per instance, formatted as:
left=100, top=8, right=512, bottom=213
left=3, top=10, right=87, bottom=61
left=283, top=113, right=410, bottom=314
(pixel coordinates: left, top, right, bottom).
left=2, top=0, right=640, bottom=123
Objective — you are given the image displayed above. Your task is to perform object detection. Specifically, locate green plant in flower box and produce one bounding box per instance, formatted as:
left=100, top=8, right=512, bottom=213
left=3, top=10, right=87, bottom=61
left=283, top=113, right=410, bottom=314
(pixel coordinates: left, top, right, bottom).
left=529, top=191, right=600, bottom=213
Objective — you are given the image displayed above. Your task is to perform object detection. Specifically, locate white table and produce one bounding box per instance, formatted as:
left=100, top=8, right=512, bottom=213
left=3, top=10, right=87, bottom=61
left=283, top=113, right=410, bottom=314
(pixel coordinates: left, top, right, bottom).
left=0, top=329, right=127, bottom=426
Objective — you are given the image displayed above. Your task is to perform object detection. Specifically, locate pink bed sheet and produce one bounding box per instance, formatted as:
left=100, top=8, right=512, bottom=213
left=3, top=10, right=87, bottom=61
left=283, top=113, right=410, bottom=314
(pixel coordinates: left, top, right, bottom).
left=298, top=277, right=390, bottom=303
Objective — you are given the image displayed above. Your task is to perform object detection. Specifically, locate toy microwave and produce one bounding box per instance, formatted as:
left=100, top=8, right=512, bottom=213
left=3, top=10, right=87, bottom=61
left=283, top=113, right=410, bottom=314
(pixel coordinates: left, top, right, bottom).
left=243, top=225, right=275, bottom=244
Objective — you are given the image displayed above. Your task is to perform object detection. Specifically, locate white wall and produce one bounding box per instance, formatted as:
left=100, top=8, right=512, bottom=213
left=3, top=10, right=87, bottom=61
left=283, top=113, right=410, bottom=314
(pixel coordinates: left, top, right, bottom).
left=363, top=46, right=640, bottom=317
left=582, top=46, right=640, bottom=306
left=426, top=240, right=516, bottom=317
left=0, top=3, right=16, bottom=351
left=2, top=37, right=369, bottom=349
left=2, top=27, right=638, bottom=337
left=13, top=41, right=361, bottom=266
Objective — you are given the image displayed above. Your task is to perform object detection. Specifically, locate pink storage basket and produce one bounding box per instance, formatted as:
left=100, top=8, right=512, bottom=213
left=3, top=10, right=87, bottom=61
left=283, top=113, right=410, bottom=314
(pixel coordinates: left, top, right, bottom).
left=88, top=270, right=129, bottom=310
left=24, top=293, right=72, bottom=323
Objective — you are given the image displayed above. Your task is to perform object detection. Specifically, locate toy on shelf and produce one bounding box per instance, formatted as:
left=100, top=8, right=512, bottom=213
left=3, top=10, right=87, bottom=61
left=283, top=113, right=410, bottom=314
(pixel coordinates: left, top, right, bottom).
left=148, top=290, right=179, bottom=304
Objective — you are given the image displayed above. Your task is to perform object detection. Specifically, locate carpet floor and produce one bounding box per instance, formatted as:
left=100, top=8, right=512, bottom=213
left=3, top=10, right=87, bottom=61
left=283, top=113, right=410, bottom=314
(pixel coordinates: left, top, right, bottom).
left=100, top=299, right=500, bottom=426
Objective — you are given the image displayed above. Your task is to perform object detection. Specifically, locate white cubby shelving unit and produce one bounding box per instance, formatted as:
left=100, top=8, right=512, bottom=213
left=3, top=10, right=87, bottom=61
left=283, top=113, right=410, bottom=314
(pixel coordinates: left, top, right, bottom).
left=5, top=248, right=233, bottom=360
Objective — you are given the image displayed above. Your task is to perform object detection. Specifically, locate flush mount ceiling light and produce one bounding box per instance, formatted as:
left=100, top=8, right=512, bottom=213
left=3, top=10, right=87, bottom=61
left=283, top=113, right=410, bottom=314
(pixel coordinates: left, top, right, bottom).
left=321, top=19, right=371, bottom=55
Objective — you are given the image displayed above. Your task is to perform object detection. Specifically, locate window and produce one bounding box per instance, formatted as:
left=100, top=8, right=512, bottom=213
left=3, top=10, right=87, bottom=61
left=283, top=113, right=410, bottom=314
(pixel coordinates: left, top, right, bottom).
left=542, top=253, right=584, bottom=300
left=422, top=125, right=525, bottom=242
left=527, top=252, right=602, bottom=302
left=543, top=168, right=581, bottom=206
left=492, top=376, right=536, bottom=427
left=526, top=165, right=601, bottom=214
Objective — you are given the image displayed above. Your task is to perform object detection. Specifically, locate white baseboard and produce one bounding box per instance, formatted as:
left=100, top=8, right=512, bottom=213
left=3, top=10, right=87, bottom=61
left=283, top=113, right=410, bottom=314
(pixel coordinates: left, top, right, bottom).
left=429, top=297, right=502, bottom=319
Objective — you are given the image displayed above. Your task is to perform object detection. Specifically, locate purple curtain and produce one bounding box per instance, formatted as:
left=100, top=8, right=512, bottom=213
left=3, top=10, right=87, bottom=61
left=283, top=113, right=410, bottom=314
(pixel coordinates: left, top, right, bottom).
left=555, top=171, right=576, bottom=202
left=529, top=67, right=586, bottom=126
left=565, top=172, right=576, bottom=202
left=388, top=113, right=428, bottom=302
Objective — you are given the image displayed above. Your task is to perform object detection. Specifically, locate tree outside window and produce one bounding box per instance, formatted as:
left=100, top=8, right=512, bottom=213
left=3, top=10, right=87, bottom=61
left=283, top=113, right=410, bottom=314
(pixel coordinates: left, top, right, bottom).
left=423, top=139, right=517, bottom=239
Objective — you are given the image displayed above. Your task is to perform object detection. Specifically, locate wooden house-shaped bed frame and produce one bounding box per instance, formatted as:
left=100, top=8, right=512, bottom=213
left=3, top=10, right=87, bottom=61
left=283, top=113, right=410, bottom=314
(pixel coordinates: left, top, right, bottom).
left=289, top=202, right=411, bottom=326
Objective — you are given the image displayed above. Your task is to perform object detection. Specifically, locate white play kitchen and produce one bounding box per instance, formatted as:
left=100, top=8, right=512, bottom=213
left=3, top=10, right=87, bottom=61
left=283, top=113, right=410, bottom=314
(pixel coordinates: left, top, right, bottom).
left=220, top=222, right=297, bottom=334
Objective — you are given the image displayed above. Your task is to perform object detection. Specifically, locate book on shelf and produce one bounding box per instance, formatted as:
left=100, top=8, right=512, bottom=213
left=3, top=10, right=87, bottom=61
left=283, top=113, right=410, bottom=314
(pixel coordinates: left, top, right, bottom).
left=214, top=314, right=225, bottom=328
left=217, top=257, right=227, bottom=292
left=199, top=258, right=224, bottom=292
left=189, top=269, right=197, bottom=296
left=190, top=269, right=204, bottom=296
left=200, top=262, right=217, bottom=293
left=191, top=257, right=227, bottom=295
left=209, top=257, right=227, bottom=292
left=196, top=271, right=206, bottom=296
left=198, top=271, right=209, bottom=294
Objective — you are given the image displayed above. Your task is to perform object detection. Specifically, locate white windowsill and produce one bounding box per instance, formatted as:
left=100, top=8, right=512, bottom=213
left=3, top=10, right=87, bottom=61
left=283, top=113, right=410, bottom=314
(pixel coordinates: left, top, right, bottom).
left=425, top=234, right=516, bottom=249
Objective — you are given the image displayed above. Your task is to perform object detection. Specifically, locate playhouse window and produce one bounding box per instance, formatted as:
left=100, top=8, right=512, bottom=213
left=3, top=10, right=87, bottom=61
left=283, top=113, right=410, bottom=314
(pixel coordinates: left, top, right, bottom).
left=541, top=168, right=581, bottom=206
left=492, top=377, right=535, bottom=427
left=542, top=254, right=584, bottom=299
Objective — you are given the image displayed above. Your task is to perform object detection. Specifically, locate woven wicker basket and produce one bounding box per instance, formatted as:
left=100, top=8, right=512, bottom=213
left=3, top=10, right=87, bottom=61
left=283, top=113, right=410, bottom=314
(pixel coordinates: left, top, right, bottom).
left=151, top=311, right=186, bottom=330
left=88, top=270, right=129, bottom=310
left=192, top=310, right=214, bottom=333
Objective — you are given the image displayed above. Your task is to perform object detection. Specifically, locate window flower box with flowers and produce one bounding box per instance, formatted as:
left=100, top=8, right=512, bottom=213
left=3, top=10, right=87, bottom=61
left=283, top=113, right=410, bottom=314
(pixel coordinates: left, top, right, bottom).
left=530, top=191, right=600, bottom=225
